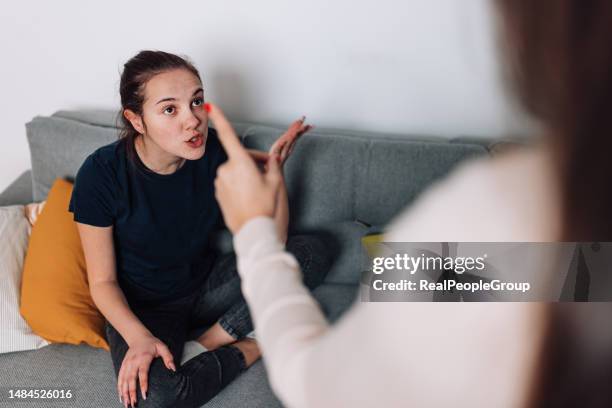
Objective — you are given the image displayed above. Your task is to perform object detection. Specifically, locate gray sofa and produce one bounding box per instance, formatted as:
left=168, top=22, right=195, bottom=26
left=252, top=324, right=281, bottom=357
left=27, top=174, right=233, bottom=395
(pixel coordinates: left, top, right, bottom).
left=0, top=110, right=492, bottom=407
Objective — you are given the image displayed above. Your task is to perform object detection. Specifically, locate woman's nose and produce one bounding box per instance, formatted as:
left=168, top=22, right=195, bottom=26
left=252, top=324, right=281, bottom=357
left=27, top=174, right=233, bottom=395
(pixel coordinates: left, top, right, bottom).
left=184, top=110, right=201, bottom=130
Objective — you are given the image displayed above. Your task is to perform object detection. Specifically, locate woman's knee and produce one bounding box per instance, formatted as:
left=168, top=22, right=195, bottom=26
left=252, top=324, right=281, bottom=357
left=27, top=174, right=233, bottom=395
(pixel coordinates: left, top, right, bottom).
left=286, top=234, right=334, bottom=289
left=136, top=360, right=185, bottom=408
left=137, top=351, right=239, bottom=408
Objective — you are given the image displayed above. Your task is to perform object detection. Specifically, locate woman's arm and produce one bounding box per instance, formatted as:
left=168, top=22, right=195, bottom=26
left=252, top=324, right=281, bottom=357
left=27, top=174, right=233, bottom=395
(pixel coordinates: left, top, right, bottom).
left=274, top=176, right=289, bottom=244
left=243, top=150, right=289, bottom=244
left=233, top=217, right=545, bottom=408
left=268, top=116, right=312, bottom=244
left=76, top=222, right=151, bottom=345
left=76, top=222, right=176, bottom=406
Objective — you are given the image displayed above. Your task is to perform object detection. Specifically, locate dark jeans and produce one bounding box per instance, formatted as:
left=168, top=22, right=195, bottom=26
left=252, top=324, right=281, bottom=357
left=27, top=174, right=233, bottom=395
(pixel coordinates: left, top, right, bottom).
left=105, top=234, right=330, bottom=408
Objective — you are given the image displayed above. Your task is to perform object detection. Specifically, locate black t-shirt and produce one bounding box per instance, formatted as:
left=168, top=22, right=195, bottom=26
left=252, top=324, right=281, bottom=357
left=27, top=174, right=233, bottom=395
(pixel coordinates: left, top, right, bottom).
left=68, top=129, right=228, bottom=304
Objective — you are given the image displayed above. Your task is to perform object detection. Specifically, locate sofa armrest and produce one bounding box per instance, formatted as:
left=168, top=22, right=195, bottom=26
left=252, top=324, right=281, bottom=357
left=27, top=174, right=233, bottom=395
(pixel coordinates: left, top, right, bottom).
left=0, top=170, right=33, bottom=206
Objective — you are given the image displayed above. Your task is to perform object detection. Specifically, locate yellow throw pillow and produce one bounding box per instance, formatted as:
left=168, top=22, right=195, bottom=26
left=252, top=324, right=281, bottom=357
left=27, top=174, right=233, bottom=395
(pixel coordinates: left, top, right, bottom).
left=361, top=232, right=385, bottom=258
left=20, top=178, right=109, bottom=351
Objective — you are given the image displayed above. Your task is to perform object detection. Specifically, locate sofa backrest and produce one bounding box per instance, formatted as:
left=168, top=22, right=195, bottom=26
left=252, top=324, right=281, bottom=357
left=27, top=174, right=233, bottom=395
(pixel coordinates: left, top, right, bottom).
left=26, top=109, right=491, bottom=284
left=242, top=126, right=487, bottom=229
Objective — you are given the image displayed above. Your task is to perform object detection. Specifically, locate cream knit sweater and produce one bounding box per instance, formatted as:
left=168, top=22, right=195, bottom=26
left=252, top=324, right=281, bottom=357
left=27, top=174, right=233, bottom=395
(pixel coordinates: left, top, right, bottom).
left=233, top=147, right=558, bottom=408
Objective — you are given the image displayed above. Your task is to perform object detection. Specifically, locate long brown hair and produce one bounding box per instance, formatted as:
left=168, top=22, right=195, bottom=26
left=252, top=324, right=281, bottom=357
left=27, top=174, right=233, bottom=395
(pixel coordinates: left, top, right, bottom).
left=495, top=0, right=612, bottom=241
left=495, top=2, right=612, bottom=407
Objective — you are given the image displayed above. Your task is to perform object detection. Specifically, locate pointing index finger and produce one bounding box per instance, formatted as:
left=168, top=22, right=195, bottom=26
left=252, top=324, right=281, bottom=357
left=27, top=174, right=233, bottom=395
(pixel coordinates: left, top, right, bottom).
left=205, top=102, right=249, bottom=160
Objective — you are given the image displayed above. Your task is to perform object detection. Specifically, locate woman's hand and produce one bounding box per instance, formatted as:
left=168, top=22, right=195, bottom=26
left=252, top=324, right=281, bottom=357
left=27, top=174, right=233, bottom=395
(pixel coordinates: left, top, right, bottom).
left=247, top=149, right=271, bottom=169
left=118, top=334, right=176, bottom=408
left=207, top=102, right=283, bottom=234
left=269, top=116, right=313, bottom=165
left=246, top=149, right=290, bottom=243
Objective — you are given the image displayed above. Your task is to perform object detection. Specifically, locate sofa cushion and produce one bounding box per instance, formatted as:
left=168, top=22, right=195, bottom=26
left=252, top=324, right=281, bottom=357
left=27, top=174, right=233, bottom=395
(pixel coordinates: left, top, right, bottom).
left=26, top=116, right=118, bottom=202
left=205, top=360, right=283, bottom=408
left=0, top=170, right=33, bottom=206
left=312, top=283, right=358, bottom=323
left=302, top=220, right=368, bottom=284
left=52, top=109, right=122, bottom=128
left=239, top=123, right=488, bottom=230
left=0, top=343, right=115, bottom=408
left=354, top=140, right=487, bottom=226
left=0, top=342, right=283, bottom=408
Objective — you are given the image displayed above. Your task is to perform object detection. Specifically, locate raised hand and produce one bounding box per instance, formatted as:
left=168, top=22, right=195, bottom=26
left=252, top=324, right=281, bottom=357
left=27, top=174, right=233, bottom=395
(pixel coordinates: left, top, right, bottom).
left=269, top=116, right=313, bottom=165
left=206, top=102, right=283, bottom=234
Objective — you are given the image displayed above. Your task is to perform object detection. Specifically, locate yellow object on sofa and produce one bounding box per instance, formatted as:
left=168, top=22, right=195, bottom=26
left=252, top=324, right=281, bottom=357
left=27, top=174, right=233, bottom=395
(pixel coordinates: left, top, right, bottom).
left=20, top=178, right=109, bottom=351
left=361, top=232, right=385, bottom=258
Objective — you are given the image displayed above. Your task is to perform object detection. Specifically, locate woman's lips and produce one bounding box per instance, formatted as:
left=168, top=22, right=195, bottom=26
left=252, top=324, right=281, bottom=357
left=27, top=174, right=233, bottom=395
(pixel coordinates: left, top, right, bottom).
left=186, top=134, right=204, bottom=148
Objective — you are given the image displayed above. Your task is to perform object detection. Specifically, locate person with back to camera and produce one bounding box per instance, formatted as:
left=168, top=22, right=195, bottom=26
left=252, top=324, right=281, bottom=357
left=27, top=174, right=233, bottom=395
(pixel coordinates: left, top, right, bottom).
left=209, top=0, right=612, bottom=407
left=68, top=50, right=331, bottom=408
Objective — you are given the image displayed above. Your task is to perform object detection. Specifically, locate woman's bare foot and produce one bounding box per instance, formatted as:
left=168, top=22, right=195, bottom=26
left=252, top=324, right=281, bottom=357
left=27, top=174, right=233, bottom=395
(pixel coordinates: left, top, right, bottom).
left=231, top=338, right=261, bottom=367
left=197, top=322, right=235, bottom=350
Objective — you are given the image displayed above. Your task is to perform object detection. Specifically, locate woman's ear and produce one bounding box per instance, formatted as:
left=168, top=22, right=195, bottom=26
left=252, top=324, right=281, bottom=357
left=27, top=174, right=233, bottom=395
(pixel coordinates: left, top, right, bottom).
left=123, top=109, right=145, bottom=134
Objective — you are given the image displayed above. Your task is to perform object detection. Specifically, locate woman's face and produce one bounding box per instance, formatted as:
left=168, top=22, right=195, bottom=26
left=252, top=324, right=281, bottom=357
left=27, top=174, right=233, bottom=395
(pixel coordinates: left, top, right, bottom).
left=137, top=68, right=208, bottom=161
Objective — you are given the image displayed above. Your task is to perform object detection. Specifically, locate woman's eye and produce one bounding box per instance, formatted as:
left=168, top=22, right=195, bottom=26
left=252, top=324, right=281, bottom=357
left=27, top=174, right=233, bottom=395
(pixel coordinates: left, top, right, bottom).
left=192, top=98, right=203, bottom=107
left=164, top=106, right=175, bottom=115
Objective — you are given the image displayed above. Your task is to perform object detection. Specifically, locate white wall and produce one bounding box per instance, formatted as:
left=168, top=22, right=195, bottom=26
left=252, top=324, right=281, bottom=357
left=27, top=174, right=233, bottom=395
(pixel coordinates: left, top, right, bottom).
left=0, top=0, right=532, bottom=193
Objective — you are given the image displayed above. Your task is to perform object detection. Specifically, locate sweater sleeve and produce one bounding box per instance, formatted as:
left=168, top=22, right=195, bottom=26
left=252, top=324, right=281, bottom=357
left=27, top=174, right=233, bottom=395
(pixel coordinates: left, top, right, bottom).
left=233, top=217, right=330, bottom=405
left=234, top=182, right=546, bottom=408
left=233, top=216, right=543, bottom=408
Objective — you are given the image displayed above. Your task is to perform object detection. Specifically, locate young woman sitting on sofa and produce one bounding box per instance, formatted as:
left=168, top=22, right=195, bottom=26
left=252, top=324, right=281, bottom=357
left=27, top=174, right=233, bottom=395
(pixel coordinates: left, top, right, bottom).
left=68, top=50, right=331, bottom=408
